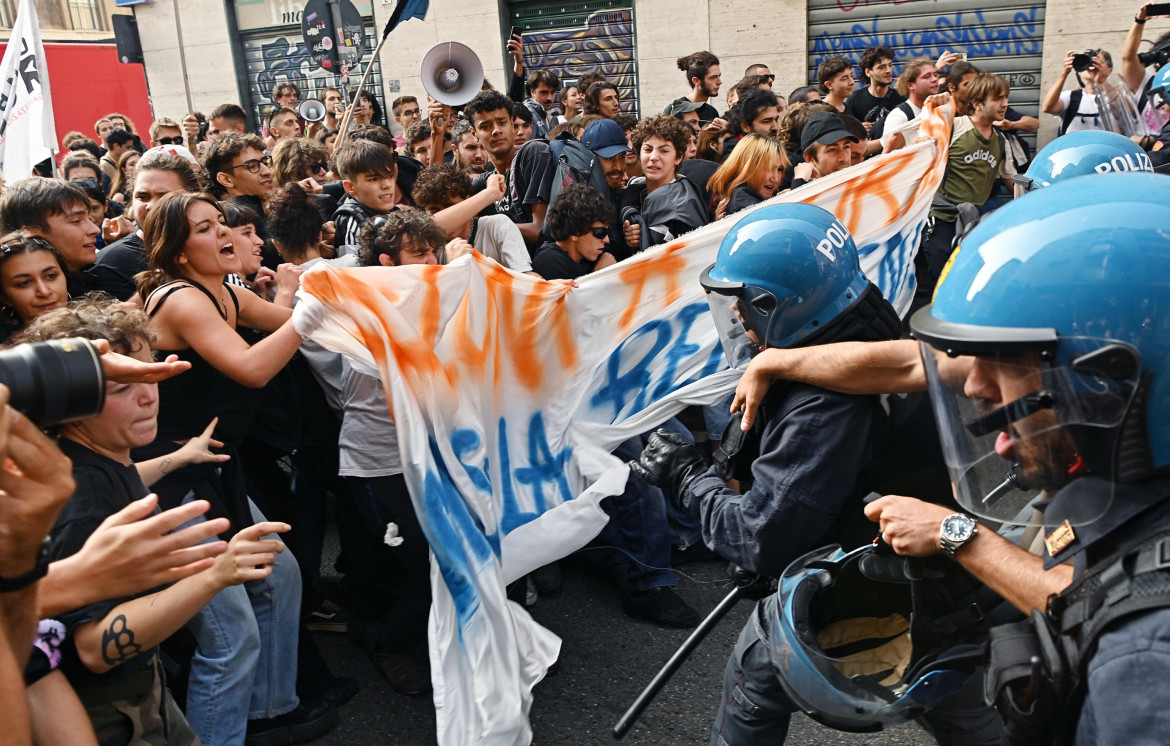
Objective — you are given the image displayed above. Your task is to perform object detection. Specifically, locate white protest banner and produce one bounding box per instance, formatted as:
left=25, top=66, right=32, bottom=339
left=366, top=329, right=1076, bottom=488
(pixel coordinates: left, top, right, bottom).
left=0, top=0, right=56, bottom=180
left=293, top=102, right=953, bottom=744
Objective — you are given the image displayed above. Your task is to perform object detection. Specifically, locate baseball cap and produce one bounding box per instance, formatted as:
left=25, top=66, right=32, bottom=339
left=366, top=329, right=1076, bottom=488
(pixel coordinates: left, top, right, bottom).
left=663, top=99, right=705, bottom=117
left=800, top=113, right=859, bottom=153
left=582, top=119, right=633, bottom=158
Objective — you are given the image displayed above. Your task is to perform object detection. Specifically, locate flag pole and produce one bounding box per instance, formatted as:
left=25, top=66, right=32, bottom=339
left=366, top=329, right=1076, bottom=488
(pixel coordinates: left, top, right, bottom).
left=334, top=21, right=395, bottom=150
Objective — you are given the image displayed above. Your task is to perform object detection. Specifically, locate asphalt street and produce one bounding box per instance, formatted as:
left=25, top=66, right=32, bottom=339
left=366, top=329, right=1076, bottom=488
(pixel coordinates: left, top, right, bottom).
left=310, top=551, right=936, bottom=746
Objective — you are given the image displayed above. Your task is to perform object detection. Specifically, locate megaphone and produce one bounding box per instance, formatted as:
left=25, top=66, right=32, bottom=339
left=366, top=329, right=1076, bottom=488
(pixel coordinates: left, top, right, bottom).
left=298, top=98, right=327, bottom=123
left=421, top=41, right=484, bottom=107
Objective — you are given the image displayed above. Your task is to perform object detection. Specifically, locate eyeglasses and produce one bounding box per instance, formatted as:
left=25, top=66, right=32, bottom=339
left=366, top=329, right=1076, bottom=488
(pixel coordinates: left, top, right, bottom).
left=401, top=108, right=421, bottom=118
left=157, top=136, right=184, bottom=146
left=311, top=161, right=329, bottom=174
left=227, top=155, right=273, bottom=174
left=588, top=226, right=609, bottom=239
left=760, top=74, right=776, bottom=83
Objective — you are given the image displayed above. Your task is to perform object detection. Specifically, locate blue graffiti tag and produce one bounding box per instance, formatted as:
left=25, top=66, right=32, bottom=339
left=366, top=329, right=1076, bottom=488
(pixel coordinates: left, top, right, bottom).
left=591, top=302, right=725, bottom=420
left=811, top=8, right=1041, bottom=67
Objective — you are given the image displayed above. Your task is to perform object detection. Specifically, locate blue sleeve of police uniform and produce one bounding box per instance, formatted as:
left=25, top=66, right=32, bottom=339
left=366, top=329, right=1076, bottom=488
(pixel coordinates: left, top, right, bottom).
left=1074, top=608, right=1170, bottom=745
left=683, top=387, right=877, bottom=578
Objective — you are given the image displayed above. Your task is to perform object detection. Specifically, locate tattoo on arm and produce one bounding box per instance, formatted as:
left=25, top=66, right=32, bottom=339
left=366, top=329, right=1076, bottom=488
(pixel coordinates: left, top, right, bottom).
left=100, top=614, right=143, bottom=666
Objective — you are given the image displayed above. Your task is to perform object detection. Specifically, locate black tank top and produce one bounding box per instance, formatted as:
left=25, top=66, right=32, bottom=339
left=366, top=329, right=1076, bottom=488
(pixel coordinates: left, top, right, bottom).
left=146, top=280, right=261, bottom=447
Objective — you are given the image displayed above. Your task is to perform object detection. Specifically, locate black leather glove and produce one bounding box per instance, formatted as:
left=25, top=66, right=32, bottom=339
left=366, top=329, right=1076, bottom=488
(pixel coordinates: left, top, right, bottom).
left=629, top=429, right=706, bottom=498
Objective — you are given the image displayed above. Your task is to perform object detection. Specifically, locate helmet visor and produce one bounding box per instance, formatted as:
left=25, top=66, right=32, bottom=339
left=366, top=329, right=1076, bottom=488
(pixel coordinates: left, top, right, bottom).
left=921, top=339, right=1139, bottom=526
left=701, top=266, right=762, bottom=369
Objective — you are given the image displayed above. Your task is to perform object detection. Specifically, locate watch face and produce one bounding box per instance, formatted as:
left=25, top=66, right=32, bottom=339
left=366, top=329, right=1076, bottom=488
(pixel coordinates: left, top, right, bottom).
left=942, top=515, right=973, bottom=542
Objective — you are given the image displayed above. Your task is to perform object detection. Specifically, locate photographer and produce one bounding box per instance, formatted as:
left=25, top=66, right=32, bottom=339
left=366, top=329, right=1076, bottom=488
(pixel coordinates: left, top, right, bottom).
left=1043, top=48, right=1115, bottom=134
left=1122, top=3, right=1170, bottom=133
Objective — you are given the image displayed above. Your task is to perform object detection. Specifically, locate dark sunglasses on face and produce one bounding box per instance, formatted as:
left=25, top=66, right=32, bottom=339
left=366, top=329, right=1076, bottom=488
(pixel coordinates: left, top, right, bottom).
left=157, top=136, right=184, bottom=146
left=311, top=161, right=329, bottom=174
left=228, top=155, right=273, bottom=174
left=589, top=226, right=609, bottom=239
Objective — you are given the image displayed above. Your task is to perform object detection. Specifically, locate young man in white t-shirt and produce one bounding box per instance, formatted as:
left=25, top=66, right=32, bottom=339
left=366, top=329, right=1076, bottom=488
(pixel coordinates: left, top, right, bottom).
left=880, top=59, right=941, bottom=152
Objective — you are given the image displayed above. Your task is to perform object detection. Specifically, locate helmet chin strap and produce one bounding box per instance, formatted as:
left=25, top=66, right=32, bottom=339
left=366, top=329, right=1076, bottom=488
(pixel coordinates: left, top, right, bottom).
left=964, top=390, right=1058, bottom=437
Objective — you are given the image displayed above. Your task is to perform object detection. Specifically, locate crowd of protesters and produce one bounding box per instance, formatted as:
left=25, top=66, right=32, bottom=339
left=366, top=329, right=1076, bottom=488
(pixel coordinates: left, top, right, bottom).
left=4, top=6, right=1170, bottom=744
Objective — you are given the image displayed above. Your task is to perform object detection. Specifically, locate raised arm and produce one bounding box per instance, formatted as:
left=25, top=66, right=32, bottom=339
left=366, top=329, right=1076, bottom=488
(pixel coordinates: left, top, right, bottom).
left=1123, top=5, right=1155, bottom=93
left=72, top=522, right=287, bottom=674
left=431, top=174, right=506, bottom=237
left=39, top=496, right=229, bottom=618
left=1042, top=52, right=1076, bottom=115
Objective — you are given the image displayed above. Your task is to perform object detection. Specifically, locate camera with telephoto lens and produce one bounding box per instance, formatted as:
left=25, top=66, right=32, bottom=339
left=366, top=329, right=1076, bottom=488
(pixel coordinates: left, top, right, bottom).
left=1072, top=50, right=1099, bottom=73
left=1139, top=40, right=1170, bottom=68
left=0, top=339, right=106, bottom=427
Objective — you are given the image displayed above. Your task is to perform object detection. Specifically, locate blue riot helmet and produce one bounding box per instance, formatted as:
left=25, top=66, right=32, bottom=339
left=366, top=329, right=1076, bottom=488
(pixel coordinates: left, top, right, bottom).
left=769, top=543, right=976, bottom=732
left=1012, top=130, right=1153, bottom=198
left=701, top=203, right=869, bottom=368
left=1149, top=63, right=1170, bottom=111
left=911, top=172, right=1170, bottom=528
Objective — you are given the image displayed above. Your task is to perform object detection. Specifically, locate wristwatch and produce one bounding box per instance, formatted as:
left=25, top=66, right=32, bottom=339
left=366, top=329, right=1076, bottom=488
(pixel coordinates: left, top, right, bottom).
left=939, top=514, right=978, bottom=558
left=0, top=537, right=52, bottom=593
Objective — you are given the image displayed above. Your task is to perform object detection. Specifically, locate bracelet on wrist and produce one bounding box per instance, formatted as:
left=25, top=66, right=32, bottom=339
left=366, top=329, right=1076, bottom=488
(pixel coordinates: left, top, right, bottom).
left=1136, top=16, right=1147, bottom=24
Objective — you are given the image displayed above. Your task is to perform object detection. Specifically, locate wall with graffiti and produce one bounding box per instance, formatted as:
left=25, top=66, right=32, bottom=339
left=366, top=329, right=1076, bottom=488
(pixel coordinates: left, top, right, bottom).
left=807, top=0, right=1045, bottom=114
left=239, top=26, right=384, bottom=127
left=515, top=3, right=639, bottom=116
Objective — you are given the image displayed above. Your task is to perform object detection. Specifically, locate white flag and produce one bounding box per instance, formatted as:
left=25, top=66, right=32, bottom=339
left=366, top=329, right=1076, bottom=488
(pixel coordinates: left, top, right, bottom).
left=0, top=0, right=56, bottom=180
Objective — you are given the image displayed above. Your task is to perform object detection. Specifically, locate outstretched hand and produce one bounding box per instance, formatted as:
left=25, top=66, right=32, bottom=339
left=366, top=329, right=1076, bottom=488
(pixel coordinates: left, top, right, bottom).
left=93, top=339, right=191, bottom=384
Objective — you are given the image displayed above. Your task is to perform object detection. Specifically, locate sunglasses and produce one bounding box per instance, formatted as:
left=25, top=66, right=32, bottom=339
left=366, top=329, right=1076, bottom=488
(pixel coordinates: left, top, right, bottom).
left=71, top=178, right=101, bottom=190
left=157, top=135, right=184, bottom=146
left=588, top=226, right=608, bottom=239
left=760, top=74, right=776, bottom=83
left=227, top=155, right=273, bottom=174
left=311, top=161, right=329, bottom=174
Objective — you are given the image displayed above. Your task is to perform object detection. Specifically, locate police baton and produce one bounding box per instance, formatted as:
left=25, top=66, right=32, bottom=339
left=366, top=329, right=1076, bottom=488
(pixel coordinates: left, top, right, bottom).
left=613, top=570, right=765, bottom=739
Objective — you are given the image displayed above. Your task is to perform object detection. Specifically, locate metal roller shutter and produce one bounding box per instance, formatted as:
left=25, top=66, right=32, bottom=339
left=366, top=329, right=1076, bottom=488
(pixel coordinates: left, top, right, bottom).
left=238, top=22, right=384, bottom=129
left=808, top=0, right=1046, bottom=150
left=508, top=0, right=639, bottom=117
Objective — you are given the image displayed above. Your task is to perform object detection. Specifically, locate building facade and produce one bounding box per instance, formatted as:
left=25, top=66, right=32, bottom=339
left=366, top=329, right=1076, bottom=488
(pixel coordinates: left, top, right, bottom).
left=131, top=0, right=1168, bottom=146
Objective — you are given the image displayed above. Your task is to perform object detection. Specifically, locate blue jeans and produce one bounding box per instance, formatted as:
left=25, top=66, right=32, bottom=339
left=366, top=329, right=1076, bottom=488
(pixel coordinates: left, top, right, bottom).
left=183, top=496, right=302, bottom=745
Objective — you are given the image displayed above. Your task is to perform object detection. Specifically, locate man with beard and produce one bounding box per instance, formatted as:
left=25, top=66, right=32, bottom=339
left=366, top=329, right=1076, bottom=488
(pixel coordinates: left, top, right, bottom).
left=451, top=121, right=488, bottom=174
left=581, top=118, right=633, bottom=251
left=673, top=51, right=723, bottom=124
left=877, top=58, right=940, bottom=152
left=845, top=46, right=905, bottom=135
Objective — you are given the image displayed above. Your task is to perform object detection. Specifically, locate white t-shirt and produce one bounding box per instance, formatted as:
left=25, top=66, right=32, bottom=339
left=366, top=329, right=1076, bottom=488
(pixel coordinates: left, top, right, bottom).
left=880, top=101, right=923, bottom=149
left=472, top=214, right=532, bottom=272
left=1055, top=89, right=1102, bottom=133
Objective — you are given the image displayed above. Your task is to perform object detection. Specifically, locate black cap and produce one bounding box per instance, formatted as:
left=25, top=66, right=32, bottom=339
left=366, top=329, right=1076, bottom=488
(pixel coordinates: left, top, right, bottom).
left=800, top=112, right=859, bottom=152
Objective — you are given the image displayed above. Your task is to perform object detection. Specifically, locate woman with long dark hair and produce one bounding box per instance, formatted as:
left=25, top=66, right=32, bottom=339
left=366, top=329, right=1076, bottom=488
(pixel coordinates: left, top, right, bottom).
left=136, top=191, right=338, bottom=745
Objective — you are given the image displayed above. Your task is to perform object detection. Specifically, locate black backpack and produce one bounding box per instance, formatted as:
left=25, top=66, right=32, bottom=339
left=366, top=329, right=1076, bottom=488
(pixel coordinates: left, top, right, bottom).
left=1059, top=89, right=1085, bottom=136
left=870, top=100, right=916, bottom=141
left=544, top=131, right=612, bottom=226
